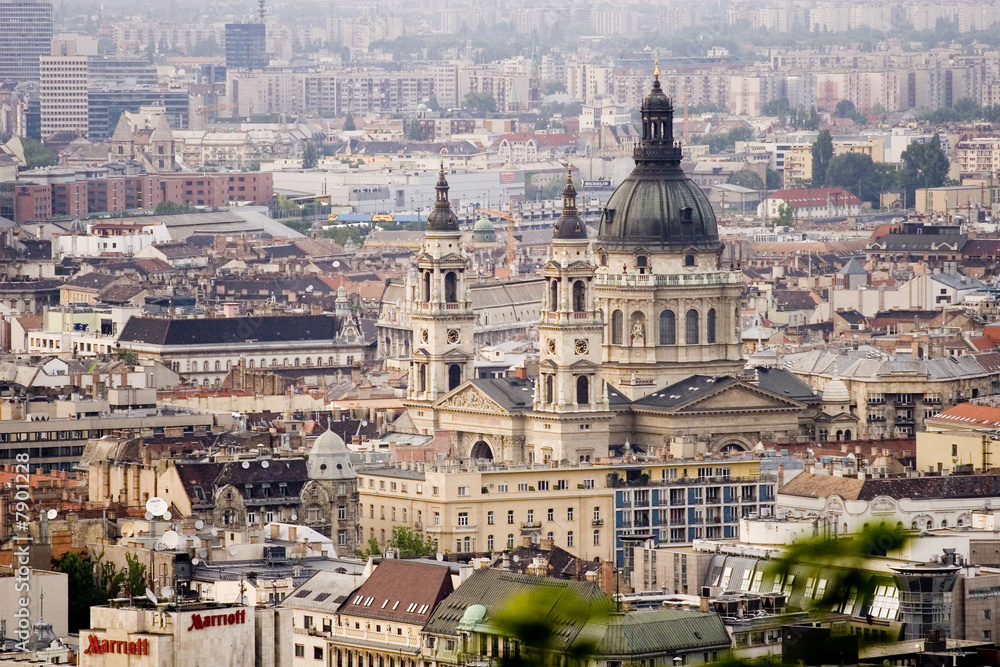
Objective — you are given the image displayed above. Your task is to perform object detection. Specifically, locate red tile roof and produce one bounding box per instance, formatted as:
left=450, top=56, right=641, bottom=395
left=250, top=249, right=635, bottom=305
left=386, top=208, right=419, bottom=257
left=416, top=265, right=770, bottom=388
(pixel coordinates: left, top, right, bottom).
left=339, top=559, right=453, bottom=624
left=926, top=403, right=1000, bottom=429
left=768, top=187, right=861, bottom=208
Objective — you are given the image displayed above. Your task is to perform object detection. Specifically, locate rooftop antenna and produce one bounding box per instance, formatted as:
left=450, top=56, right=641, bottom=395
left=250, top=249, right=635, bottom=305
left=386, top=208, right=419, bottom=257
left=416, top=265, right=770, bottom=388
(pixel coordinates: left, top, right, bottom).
left=258, top=0, right=266, bottom=23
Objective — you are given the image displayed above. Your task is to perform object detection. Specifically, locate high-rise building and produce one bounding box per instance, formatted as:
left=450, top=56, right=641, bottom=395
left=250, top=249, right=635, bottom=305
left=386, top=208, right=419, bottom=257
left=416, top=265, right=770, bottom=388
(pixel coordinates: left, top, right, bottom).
left=39, top=54, right=88, bottom=137
left=225, top=23, right=267, bottom=71
left=0, top=0, right=53, bottom=84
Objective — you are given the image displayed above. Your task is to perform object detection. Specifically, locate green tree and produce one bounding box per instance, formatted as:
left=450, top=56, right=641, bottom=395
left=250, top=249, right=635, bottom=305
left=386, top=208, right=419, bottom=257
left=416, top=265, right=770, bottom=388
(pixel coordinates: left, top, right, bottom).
left=302, top=143, right=318, bottom=169
left=900, top=135, right=949, bottom=206
left=765, top=167, right=782, bottom=189
left=124, top=553, right=147, bottom=598
left=386, top=526, right=437, bottom=557
left=53, top=552, right=97, bottom=632
left=425, top=94, right=440, bottom=111
left=343, top=113, right=356, bottom=132
left=726, top=168, right=764, bottom=190
left=775, top=202, right=795, bottom=227
left=155, top=200, right=195, bottom=214
left=463, top=91, right=498, bottom=115
left=824, top=152, right=875, bottom=201
left=407, top=120, right=423, bottom=141
left=357, top=537, right=382, bottom=558
left=21, top=138, right=57, bottom=168
left=543, top=81, right=566, bottom=95
left=492, top=587, right=610, bottom=667
left=811, top=129, right=834, bottom=187
left=834, top=99, right=860, bottom=121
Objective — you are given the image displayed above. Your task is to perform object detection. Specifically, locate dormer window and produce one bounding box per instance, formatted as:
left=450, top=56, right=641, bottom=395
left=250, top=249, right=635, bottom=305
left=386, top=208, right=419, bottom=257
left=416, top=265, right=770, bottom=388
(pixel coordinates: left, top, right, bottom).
left=680, top=206, right=693, bottom=223
left=685, top=254, right=695, bottom=267
left=636, top=255, right=647, bottom=274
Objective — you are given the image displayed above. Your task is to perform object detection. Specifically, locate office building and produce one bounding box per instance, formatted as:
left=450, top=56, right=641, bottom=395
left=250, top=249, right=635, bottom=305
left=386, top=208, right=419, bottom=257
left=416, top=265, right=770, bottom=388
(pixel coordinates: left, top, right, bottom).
left=225, top=23, right=267, bottom=71
left=0, top=0, right=52, bottom=84
left=39, top=54, right=88, bottom=137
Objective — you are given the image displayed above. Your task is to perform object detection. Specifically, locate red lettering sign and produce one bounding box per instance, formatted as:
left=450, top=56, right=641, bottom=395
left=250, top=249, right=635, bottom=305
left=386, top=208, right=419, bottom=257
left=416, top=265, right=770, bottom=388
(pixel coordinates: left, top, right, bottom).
left=187, top=608, right=246, bottom=631
left=84, top=635, right=148, bottom=655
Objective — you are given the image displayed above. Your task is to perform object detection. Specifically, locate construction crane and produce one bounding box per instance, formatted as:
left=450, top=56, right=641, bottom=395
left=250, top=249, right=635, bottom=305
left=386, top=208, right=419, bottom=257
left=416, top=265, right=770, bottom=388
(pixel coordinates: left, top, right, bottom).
left=480, top=202, right=520, bottom=267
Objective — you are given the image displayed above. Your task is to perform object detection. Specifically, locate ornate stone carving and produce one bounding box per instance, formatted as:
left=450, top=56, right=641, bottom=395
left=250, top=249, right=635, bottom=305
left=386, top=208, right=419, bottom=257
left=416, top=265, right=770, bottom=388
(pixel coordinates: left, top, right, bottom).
left=440, top=388, right=505, bottom=413
left=870, top=496, right=896, bottom=513
left=825, top=497, right=844, bottom=512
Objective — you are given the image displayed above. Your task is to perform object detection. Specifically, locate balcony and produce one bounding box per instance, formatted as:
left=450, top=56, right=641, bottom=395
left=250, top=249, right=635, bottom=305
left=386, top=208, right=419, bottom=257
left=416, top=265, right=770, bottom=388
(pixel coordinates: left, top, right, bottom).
left=413, top=522, right=423, bottom=531
left=453, top=524, right=478, bottom=533
left=592, top=518, right=604, bottom=526
left=520, top=521, right=541, bottom=529
left=294, top=625, right=421, bottom=648
left=594, top=271, right=741, bottom=289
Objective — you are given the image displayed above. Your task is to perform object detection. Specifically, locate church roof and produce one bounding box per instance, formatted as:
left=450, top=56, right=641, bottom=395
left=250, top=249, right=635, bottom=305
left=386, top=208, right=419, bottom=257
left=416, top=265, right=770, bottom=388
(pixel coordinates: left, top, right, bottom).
left=596, top=65, right=719, bottom=253
left=470, top=377, right=535, bottom=412
left=632, top=375, right=739, bottom=409
left=307, top=429, right=355, bottom=480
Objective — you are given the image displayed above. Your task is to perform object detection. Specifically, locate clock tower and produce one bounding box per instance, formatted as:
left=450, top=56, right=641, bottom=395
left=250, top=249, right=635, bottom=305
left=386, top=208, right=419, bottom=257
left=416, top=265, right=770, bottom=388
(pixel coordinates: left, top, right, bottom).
left=532, top=168, right=611, bottom=463
left=407, top=164, right=475, bottom=428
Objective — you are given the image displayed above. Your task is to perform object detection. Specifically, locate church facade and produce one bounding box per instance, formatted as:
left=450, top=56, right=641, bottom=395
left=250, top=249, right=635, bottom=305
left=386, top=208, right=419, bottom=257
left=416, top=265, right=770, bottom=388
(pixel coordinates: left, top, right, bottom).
left=400, top=70, right=816, bottom=463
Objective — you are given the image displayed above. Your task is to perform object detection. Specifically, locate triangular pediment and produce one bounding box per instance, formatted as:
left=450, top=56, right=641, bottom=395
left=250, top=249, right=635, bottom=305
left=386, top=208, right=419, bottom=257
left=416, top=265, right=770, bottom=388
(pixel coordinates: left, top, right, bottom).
left=678, top=383, right=804, bottom=413
left=442, top=348, right=470, bottom=359
left=569, top=359, right=598, bottom=370
left=434, top=383, right=508, bottom=414
left=814, top=411, right=859, bottom=424
left=412, top=348, right=430, bottom=359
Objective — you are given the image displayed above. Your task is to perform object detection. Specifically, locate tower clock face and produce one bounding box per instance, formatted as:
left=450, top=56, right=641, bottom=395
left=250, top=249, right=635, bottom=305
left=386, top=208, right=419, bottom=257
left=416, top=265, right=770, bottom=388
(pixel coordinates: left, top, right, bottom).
left=546, top=338, right=557, bottom=354
left=447, top=329, right=460, bottom=344
left=420, top=329, right=429, bottom=344
left=575, top=339, right=589, bottom=355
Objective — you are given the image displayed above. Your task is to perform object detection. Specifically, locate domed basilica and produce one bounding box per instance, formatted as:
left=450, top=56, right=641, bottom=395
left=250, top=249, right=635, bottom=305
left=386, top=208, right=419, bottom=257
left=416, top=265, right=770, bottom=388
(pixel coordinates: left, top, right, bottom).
left=400, top=68, right=812, bottom=463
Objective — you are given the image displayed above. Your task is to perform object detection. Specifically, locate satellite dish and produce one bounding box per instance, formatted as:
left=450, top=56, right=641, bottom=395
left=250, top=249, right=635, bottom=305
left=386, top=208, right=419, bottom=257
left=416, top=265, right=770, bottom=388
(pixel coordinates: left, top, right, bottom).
left=145, top=497, right=168, bottom=516
left=195, top=519, right=205, bottom=530
left=163, top=511, right=172, bottom=521
left=46, top=509, right=57, bottom=520
left=261, top=460, right=269, bottom=468
left=192, top=558, right=200, bottom=565
left=121, top=522, right=135, bottom=537
left=242, top=461, right=250, bottom=469
left=513, top=555, right=520, bottom=563
left=161, top=586, right=174, bottom=599
left=332, top=260, right=340, bottom=268
left=144, top=511, right=154, bottom=521
left=290, top=513, right=297, bottom=521
left=162, top=530, right=180, bottom=549
left=229, top=546, right=238, bottom=556
left=199, top=549, right=208, bottom=558
left=146, top=589, right=158, bottom=605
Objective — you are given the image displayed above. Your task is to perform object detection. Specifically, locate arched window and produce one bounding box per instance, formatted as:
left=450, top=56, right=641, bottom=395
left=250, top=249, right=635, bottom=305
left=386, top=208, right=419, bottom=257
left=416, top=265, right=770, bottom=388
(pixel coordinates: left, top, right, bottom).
left=611, top=310, right=624, bottom=345
left=659, top=309, right=676, bottom=345
left=576, top=376, right=589, bottom=405
left=305, top=357, right=311, bottom=366
left=271, top=358, right=278, bottom=367
left=248, top=360, right=255, bottom=369
left=214, top=360, right=221, bottom=371
left=707, top=308, right=716, bottom=344
left=686, top=309, right=699, bottom=344
left=545, top=375, right=554, bottom=403
left=444, top=271, right=458, bottom=303
left=422, top=271, right=430, bottom=302
left=203, top=360, right=209, bottom=372
left=448, top=364, right=461, bottom=390
left=549, top=279, right=558, bottom=312
left=283, top=358, right=289, bottom=367
left=294, top=357, right=300, bottom=367
left=572, top=280, right=585, bottom=312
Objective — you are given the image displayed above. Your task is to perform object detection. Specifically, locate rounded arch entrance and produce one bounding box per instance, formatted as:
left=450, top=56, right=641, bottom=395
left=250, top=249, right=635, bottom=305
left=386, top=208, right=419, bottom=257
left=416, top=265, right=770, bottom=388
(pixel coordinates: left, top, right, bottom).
left=470, top=440, right=494, bottom=461
left=710, top=434, right=756, bottom=453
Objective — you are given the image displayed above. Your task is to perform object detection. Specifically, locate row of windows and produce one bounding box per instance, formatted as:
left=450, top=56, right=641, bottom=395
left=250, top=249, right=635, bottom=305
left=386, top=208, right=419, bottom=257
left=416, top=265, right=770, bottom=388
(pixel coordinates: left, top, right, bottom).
left=363, top=478, right=597, bottom=494
left=610, top=308, right=717, bottom=345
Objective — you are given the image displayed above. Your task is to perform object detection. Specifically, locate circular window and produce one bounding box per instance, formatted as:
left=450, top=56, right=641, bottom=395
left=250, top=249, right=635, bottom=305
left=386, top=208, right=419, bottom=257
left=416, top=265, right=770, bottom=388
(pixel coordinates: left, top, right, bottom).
left=336, top=464, right=343, bottom=469
left=320, top=464, right=327, bottom=471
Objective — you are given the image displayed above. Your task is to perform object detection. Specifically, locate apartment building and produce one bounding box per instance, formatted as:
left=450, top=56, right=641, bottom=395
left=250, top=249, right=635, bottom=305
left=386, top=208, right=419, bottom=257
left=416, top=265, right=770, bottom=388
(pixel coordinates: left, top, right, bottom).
left=0, top=0, right=53, bottom=83
left=357, top=457, right=767, bottom=564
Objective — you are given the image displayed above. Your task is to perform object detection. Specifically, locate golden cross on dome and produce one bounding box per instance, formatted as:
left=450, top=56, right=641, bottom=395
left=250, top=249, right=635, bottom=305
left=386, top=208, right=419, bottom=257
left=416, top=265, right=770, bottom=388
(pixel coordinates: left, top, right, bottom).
left=654, top=59, right=659, bottom=78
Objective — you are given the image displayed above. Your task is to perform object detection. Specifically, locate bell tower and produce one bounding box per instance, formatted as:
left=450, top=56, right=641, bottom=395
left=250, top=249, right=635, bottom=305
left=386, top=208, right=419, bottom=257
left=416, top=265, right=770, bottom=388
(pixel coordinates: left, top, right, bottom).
left=406, top=163, right=475, bottom=425
left=532, top=167, right=611, bottom=463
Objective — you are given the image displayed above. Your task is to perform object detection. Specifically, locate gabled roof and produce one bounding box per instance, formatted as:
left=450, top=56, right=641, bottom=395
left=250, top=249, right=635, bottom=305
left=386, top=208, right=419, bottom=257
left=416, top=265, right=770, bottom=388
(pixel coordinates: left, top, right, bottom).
left=925, top=402, right=1000, bottom=429
left=63, top=272, right=119, bottom=292
left=338, top=559, right=453, bottom=625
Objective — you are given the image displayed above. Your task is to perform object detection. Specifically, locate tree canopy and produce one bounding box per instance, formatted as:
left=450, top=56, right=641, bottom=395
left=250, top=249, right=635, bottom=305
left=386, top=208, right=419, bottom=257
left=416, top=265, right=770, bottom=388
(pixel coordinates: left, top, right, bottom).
left=899, top=135, right=949, bottom=205
left=811, top=130, right=834, bottom=187
left=726, top=168, right=764, bottom=190
left=463, top=91, right=498, bottom=115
